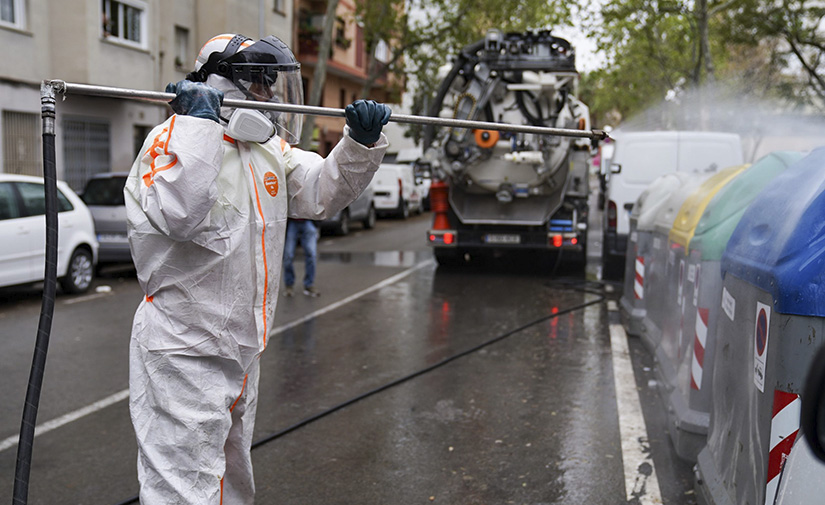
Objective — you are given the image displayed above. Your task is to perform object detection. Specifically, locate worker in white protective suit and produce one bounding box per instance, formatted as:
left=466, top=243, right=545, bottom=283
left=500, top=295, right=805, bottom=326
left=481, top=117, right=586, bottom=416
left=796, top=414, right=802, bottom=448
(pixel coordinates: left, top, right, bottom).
left=124, top=33, right=390, bottom=505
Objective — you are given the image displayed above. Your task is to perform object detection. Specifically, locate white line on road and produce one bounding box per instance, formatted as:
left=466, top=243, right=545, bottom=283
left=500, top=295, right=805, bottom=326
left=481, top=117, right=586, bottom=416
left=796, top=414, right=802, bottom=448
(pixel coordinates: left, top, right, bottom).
left=268, top=259, right=434, bottom=336
left=0, top=259, right=435, bottom=453
left=610, top=322, right=663, bottom=504
left=0, top=389, right=129, bottom=453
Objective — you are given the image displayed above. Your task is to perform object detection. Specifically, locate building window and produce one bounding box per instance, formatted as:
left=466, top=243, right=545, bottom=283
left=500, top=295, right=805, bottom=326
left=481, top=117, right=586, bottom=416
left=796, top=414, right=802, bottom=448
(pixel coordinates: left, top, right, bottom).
left=273, top=0, right=285, bottom=15
left=0, top=0, right=25, bottom=29
left=174, top=26, right=189, bottom=69
left=133, top=125, right=151, bottom=159
left=63, top=117, right=111, bottom=192
left=335, top=17, right=350, bottom=49
left=102, top=0, right=147, bottom=48
left=2, top=111, right=41, bottom=177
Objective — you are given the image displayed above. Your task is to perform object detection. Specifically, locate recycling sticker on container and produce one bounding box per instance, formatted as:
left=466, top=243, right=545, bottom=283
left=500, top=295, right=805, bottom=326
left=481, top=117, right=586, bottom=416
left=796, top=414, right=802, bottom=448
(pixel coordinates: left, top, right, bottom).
left=753, top=302, right=771, bottom=393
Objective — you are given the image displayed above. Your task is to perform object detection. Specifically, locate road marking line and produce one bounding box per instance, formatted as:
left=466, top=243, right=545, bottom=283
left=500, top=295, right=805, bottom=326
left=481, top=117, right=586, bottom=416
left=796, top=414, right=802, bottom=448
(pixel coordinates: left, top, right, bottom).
left=62, top=292, right=113, bottom=305
left=610, top=323, right=663, bottom=504
left=269, top=259, right=435, bottom=336
left=0, top=259, right=435, bottom=454
left=0, top=389, right=129, bottom=453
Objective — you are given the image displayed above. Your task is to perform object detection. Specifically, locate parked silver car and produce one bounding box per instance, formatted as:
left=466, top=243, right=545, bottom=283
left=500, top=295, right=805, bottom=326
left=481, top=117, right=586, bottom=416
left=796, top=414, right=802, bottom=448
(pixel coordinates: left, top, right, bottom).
left=80, top=172, right=131, bottom=265
left=319, top=182, right=376, bottom=236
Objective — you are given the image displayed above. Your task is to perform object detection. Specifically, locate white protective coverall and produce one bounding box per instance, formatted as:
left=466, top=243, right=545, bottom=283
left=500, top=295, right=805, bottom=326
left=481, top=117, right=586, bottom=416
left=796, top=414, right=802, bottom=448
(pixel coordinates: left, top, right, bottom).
left=126, top=110, right=386, bottom=504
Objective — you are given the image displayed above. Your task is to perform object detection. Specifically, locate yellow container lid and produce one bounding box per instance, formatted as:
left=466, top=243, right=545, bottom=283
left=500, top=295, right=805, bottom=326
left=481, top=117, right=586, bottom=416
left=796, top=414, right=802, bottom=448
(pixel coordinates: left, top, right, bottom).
left=668, top=164, right=750, bottom=248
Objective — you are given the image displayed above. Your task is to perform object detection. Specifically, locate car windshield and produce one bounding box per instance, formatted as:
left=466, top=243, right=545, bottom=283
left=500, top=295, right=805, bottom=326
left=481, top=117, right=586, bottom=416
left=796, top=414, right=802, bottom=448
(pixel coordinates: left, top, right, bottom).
left=82, top=177, right=126, bottom=206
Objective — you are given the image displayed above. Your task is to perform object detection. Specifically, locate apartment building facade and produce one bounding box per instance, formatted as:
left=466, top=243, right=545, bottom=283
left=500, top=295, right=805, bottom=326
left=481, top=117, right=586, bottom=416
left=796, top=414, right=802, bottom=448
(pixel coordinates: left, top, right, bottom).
left=0, top=0, right=294, bottom=191
left=295, top=0, right=399, bottom=155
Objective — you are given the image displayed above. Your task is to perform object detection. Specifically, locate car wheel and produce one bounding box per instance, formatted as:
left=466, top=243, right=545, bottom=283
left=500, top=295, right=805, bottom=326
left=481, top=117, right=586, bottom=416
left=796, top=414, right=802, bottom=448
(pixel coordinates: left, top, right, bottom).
left=60, top=247, right=94, bottom=294
left=398, top=199, right=409, bottom=219
left=363, top=205, right=376, bottom=229
left=334, top=209, right=350, bottom=236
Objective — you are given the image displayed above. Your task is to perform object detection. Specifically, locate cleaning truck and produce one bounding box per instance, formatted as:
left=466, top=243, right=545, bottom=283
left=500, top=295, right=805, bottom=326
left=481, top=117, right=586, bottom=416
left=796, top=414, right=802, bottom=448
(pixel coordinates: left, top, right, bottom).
left=421, top=29, right=594, bottom=266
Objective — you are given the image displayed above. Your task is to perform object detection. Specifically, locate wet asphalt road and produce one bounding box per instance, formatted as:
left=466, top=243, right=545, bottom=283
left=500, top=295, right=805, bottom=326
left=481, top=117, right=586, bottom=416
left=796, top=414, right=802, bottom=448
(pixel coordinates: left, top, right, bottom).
left=0, top=212, right=695, bottom=504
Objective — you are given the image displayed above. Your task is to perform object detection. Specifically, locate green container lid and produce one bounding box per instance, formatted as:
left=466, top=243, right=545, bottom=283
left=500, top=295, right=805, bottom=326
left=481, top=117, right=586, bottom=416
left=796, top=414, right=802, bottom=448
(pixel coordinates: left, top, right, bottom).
left=690, top=151, right=804, bottom=261
left=669, top=164, right=749, bottom=248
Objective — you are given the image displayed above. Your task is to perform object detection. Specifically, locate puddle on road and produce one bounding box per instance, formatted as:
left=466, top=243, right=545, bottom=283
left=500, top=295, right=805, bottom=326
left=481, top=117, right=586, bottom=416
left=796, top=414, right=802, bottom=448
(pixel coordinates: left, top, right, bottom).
left=318, top=250, right=431, bottom=267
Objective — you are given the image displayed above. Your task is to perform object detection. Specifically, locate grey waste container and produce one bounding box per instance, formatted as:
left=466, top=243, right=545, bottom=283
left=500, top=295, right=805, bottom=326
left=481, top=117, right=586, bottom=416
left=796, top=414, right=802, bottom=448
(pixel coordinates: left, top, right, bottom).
left=695, top=147, right=825, bottom=505
left=620, top=173, right=686, bottom=336
left=664, top=152, right=801, bottom=462
left=655, top=164, right=748, bottom=406
left=640, top=173, right=707, bottom=354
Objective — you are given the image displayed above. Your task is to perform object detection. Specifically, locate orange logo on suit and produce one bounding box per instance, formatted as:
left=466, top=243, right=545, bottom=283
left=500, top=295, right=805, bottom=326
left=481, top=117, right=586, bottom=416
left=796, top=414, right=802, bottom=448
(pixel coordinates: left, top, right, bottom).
left=263, top=172, right=279, bottom=197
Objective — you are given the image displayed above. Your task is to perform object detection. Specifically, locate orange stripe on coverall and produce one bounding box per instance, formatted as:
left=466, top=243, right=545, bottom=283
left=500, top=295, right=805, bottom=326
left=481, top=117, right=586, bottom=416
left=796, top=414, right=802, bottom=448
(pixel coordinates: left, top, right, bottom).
left=142, top=115, right=179, bottom=187
left=220, top=373, right=249, bottom=504
left=229, top=374, right=248, bottom=413
left=247, top=162, right=269, bottom=349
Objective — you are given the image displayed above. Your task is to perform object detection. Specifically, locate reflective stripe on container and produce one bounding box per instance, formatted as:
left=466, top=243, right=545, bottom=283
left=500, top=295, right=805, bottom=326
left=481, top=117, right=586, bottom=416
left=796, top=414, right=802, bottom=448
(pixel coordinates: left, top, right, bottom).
left=691, top=307, right=709, bottom=390
left=764, top=390, right=800, bottom=505
left=634, top=256, right=645, bottom=299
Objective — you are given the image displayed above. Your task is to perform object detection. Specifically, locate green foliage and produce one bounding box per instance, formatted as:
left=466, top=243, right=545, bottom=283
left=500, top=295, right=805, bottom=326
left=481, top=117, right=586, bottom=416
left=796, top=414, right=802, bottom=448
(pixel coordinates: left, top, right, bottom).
left=353, top=0, right=575, bottom=140
left=579, top=0, right=825, bottom=127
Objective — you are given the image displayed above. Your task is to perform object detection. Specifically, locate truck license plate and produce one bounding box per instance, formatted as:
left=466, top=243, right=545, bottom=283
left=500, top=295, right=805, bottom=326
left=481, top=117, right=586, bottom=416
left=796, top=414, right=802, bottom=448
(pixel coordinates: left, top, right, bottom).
left=485, top=234, right=520, bottom=244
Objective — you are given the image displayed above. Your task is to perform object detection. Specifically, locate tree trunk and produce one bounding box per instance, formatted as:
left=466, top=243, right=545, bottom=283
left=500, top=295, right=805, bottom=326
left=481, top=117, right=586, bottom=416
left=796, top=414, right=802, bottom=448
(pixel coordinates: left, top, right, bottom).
left=299, top=0, right=340, bottom=151
left=696, top=0, right=715, bottom=83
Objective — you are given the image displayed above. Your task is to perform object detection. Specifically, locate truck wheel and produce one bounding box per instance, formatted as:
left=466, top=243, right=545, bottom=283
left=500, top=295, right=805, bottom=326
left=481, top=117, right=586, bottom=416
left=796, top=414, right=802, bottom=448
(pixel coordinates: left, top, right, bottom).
left=363, top=205, right=376, bottom=229
left=334, top=209, right=350, bottom=236
left=60, top=247, right=94, bottom=294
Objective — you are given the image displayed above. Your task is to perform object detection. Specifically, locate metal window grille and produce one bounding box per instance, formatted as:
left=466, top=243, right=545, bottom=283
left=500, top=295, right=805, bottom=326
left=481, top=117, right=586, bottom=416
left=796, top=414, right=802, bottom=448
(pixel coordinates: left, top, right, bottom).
left=2, top=111, right=42, bottom=177
left=63, top=117, right=111, bottom=192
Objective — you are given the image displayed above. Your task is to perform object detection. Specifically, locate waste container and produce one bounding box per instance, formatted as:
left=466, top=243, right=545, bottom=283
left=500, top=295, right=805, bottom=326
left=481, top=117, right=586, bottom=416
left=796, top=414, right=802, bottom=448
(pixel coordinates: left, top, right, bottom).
left=654, top=165, right=749, bottom=399
left=664, top=153, right=801, bottom=462
left=695, top=147, right=825, bottom=505
left=639, top=172, right=709, bottom=354
left=620, top=173, right=687, bottom=336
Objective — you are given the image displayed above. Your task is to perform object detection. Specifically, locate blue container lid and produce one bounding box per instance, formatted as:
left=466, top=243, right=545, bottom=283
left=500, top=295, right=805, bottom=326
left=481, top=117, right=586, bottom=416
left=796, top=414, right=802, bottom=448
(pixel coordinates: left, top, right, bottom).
left=722, top=147, right=825, bottom=316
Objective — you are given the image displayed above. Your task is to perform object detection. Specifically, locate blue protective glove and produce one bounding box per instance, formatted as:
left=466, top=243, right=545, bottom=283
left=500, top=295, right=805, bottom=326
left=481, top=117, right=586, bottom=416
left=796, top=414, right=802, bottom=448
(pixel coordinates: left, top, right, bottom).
left=165, top=80, right=224, bottom=123
left=345, top=99, right=391, bottom=146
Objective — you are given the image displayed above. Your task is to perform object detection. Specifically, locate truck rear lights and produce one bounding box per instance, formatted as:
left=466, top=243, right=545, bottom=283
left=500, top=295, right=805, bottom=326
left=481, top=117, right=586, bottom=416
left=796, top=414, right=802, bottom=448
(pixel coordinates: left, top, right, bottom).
left=548, top=233, right=580, bottom=248
left=428, top=230, right=457, bottom=247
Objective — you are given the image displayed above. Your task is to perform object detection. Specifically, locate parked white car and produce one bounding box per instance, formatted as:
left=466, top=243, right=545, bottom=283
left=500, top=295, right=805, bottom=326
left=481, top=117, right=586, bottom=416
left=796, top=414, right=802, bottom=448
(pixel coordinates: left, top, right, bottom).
left=601, top=130, right=743, bottom=266
left=0, top=174, right=98, bottom=293
left=372, top=163, right=422, bottom=219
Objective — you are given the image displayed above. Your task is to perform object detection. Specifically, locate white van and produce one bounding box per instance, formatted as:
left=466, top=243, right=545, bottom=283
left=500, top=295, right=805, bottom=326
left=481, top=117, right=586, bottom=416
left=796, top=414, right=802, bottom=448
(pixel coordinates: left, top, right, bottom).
left=372, top=163, right=422, bottom=218
left=601, top=131, right=743, bottom=266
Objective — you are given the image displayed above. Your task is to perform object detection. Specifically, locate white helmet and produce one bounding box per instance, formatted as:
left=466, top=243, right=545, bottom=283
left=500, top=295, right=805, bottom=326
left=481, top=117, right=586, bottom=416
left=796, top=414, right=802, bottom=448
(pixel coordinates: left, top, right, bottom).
left=188, top=33, right=304, bottom=143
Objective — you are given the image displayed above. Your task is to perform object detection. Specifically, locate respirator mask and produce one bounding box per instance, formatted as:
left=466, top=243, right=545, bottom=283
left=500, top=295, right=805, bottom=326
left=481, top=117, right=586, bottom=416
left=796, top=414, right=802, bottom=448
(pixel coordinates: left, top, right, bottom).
left=225, top=109, right=276, bottom=143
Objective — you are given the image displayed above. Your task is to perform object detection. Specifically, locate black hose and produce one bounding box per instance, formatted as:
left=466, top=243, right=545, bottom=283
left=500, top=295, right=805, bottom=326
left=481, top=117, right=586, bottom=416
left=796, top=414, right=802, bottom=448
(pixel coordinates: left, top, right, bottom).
left=113, top=283, right=606, bottom=505
left=13, top=84, right=60, bottom=505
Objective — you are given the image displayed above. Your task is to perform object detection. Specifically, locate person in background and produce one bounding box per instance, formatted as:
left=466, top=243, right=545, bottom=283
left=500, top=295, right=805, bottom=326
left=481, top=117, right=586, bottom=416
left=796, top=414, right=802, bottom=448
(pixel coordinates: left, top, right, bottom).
left=124, top=33, right=390, bottom=505
left=283, top=218, right=320, bottom=297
